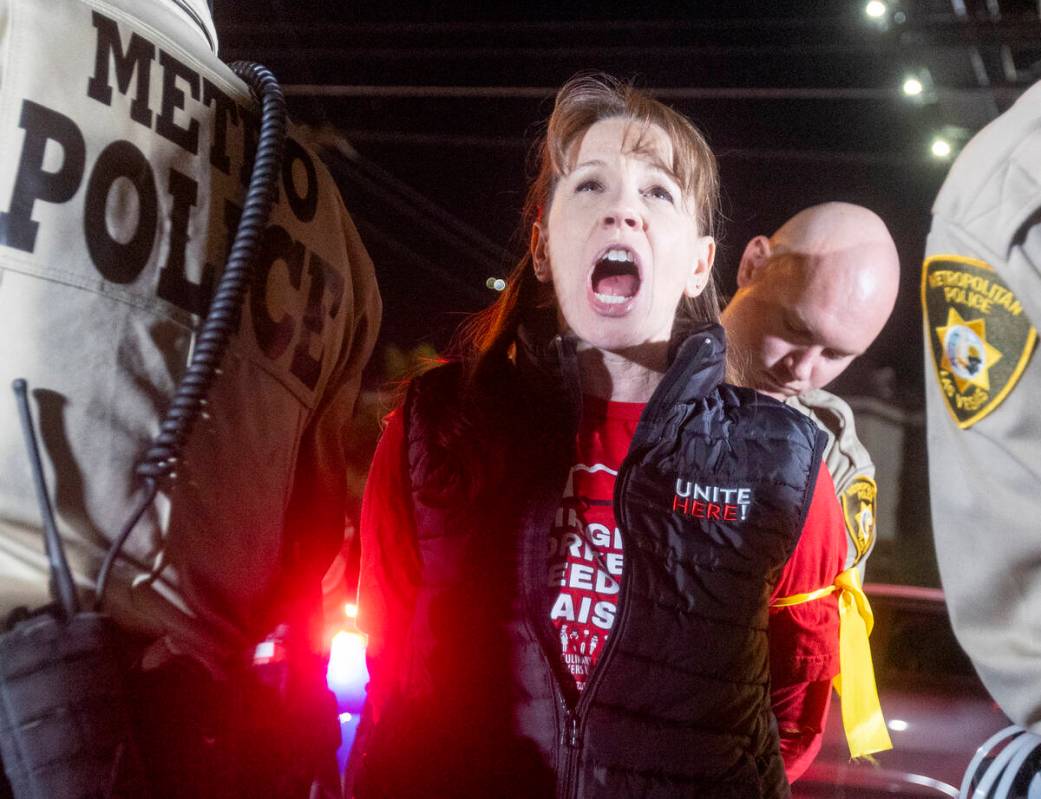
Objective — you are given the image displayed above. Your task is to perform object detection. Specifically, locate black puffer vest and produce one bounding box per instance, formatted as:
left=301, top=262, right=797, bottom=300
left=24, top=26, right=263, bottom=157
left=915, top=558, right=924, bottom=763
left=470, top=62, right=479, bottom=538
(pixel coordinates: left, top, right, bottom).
left=358, top=325, right=826, bottom=799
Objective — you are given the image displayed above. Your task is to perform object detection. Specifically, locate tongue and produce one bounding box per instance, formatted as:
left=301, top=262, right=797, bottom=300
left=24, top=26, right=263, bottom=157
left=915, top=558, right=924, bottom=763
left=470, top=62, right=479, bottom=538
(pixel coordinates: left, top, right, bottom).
left=594, top=273, right=639, bottom=297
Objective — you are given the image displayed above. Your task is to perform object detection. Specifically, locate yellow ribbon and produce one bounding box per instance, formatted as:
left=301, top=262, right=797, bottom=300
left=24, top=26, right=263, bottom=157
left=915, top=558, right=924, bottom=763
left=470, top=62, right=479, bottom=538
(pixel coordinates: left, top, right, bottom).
left=772, top=567, right=893, bottom=759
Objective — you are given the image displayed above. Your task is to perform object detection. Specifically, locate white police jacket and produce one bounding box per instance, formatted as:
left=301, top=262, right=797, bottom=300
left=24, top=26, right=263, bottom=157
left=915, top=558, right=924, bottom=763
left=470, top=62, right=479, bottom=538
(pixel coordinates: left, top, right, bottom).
left=0, top=0, right=381, bottom=673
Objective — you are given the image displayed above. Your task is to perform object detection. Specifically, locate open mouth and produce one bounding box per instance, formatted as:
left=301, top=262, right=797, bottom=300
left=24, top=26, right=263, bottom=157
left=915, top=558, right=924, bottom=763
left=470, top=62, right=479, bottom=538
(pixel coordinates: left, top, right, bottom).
left=588, top=247, right=641, bottom=316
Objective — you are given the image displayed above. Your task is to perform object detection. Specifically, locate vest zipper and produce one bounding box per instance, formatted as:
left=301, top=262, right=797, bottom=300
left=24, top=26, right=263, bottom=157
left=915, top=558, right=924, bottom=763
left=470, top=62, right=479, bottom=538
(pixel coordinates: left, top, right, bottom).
left=559, top=704, right=583, bottom=799
left=565, top=710, right=581, bottom=749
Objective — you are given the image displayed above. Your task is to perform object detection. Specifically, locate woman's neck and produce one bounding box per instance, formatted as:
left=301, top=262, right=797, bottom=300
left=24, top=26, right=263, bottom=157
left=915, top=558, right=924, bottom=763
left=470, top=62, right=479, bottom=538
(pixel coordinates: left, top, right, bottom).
left=575, top=341, right=670, bottom=403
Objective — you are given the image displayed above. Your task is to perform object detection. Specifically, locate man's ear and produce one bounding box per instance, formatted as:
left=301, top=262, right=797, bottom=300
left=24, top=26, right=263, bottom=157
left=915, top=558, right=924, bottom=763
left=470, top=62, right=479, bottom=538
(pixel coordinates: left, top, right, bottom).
left=683, top=236, right=716, bottom=298
left=736, top=235, right=772, bottom=288
left=530, top=222, right=551, bottom=283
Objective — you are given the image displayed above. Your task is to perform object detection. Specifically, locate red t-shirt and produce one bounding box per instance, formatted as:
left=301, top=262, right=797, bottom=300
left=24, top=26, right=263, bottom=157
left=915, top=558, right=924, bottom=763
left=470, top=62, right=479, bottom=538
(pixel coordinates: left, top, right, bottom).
left=359, top=403, right=846, bottom=782
left=548, top=396, right=641, bottom=690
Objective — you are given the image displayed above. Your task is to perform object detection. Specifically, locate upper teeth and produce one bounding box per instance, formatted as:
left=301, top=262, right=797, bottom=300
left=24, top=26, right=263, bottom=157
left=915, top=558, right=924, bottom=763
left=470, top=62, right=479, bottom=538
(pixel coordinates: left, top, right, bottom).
left=604, top=248, right=634, bottom=264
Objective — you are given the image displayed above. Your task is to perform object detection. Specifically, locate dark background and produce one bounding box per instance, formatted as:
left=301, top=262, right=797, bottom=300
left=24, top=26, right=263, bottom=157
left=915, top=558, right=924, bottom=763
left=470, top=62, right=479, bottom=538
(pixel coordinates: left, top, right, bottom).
left=213, top=0, right=1041, bottom=406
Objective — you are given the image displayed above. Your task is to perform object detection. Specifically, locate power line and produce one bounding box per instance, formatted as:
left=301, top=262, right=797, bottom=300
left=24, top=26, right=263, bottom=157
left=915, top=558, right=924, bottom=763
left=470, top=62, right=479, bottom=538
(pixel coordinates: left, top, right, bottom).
left=227, top=38, right=1041, bottom=62
left=331, top=129, right=929, bottom=165
left=310, top=127, right=512, bottom=270
left=220, top=13, right=1041, bottom=37
left=336, top=130, right=524, bottom=148
left=352, top=217, right=491, bottom=307
left=285, top=83, right=1028, bottom=101
left=341, top=149, right=512, bottom=267
left=338, top=159, right=507, bottom=274
left=221, top=17, right=866, bottom=36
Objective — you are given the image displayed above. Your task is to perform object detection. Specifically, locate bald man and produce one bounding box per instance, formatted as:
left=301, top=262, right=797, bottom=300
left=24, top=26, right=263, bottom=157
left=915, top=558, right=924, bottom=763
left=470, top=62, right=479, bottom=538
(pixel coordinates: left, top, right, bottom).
left=722, top=203, right=900, bottom=574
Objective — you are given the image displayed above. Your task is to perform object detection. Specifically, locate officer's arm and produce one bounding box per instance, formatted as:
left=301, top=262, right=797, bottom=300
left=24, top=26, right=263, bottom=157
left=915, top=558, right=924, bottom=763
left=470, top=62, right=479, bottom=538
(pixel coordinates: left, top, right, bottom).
left=924, top=214, right=1041, bottom=732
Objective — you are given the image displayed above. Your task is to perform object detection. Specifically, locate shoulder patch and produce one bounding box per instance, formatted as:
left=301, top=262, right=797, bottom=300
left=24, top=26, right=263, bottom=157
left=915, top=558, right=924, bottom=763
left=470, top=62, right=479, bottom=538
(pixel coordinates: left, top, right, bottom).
left=922, top=255, right=1036, bottom=429
left=840, top=475, right=876, bottom=565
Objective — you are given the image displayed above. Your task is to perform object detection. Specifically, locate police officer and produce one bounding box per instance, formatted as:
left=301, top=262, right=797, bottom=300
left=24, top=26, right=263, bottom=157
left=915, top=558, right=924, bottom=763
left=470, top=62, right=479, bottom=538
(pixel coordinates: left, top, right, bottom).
left=922, top=79, right=1041, bottom=734
left=722, top=202, right=901, bottom=575
left=0, top=0, right=381, bottom=795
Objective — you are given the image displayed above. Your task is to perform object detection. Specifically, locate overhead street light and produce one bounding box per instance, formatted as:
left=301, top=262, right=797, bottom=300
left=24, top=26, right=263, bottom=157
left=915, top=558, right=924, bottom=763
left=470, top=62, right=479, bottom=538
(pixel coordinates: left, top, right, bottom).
left=930, top=138, right=953, bottom=159
left=900, top=68, right=935, bottom=104
left=902, top=76, right=923, bottom=97
left=865, top=1, right=888, bottom=19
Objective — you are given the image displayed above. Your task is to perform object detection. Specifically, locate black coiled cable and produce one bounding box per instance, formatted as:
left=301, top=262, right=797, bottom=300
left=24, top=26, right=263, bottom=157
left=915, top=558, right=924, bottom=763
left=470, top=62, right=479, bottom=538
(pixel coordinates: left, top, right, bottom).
left=93, top=62, right=288, bottom=609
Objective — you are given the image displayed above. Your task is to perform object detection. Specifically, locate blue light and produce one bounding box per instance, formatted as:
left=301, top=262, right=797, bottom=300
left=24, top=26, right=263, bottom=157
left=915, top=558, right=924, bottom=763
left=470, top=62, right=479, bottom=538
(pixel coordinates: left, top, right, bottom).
left=327, top=630, right=368, bottom=714
left=327, top=630, right=369, bottom=772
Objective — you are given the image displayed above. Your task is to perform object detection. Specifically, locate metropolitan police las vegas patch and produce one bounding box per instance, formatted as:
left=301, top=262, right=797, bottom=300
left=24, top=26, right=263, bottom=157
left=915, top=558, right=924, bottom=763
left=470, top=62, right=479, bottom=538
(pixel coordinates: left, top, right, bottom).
left=922, top=255, right=1037, bottom=429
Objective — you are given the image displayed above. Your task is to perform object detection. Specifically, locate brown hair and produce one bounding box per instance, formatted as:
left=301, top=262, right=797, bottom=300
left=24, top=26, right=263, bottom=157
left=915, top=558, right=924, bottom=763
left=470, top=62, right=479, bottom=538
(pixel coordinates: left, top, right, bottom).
left=454, top=72, right=722, bottom=369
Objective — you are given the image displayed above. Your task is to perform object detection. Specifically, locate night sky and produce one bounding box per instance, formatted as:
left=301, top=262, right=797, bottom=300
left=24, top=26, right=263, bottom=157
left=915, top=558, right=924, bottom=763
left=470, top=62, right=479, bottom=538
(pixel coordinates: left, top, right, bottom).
left=215, top=0, right=1041, bottom=403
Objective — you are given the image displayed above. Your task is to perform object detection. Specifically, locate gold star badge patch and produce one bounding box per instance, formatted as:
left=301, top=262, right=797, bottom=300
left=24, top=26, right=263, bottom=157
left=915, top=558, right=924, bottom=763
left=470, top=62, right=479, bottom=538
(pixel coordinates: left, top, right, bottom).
left=840, top=475, right=876, bottom=566
left=922, top=255, right=1036, bottom=429
left=934, top=307, right=1003, bottom=393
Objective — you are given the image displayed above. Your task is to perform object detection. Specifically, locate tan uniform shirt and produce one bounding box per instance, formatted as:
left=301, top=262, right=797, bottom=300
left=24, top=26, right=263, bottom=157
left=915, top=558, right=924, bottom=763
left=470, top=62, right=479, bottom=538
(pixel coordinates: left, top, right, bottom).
left=0, top=0, right=381, bottom=673
left=922, top=78, right=1041, bottom=731
left=787, top=389, right=878, bottom=574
